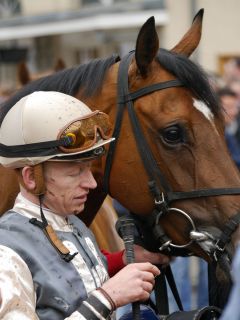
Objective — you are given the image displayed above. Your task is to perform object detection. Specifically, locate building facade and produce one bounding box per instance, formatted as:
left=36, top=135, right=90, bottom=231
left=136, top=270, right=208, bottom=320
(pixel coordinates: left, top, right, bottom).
left=0, top=0, right=239, bottom=88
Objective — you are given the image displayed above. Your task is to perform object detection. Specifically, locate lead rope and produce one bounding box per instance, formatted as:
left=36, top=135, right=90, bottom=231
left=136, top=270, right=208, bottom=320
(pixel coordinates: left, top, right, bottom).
left=29, top=195, right=78, bottom=262
left=116, top=217, right=140, bottom=320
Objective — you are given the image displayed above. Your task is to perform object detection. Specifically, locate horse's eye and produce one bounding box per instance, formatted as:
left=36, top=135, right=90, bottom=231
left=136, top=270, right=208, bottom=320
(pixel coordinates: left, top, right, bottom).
left=161, top=125, right=184, bottom=145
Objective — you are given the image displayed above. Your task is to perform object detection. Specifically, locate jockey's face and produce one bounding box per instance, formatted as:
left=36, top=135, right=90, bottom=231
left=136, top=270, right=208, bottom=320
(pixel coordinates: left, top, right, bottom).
left=42, top=160, right=97, bottom=216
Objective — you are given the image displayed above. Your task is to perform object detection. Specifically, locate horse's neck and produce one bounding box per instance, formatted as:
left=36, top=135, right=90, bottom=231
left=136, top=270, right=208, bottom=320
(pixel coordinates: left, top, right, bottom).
left=81, top=63, right=119, bottom=115
left=0, top=167, right=19, bottom=215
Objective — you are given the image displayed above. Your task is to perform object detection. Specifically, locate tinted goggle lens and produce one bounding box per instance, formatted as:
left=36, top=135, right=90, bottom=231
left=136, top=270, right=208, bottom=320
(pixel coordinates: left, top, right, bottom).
left=58, top=111, right=112, bottom=153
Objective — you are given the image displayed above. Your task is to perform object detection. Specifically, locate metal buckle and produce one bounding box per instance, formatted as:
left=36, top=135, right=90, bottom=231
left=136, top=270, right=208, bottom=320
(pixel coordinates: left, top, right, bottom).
left=213, top=251, right=218, bottom=262
left=159, top=240, right=172, bottom=251
left=154, top=192, right=165, bottom=206
left=154, top=193, right=169, bottom=218
left=213, top=241, right=225, bottom=261
left=215, top=242, right=225, bottom=252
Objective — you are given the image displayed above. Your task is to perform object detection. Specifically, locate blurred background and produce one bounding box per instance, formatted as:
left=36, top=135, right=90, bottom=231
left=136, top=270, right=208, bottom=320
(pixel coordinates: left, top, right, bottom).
left=1, top=0, right=240, bottom=311
left=0, top=0, right=240, bottom=89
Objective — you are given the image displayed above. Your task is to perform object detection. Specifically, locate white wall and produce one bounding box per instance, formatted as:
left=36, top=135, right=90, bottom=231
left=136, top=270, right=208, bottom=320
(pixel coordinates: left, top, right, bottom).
left=9, top=0, right=240, bottom=75
left=197, top=0, right=240, bottom=73
left=21, top=0, right=80, bottom=16
left=164, top=0, right=240, bottom=74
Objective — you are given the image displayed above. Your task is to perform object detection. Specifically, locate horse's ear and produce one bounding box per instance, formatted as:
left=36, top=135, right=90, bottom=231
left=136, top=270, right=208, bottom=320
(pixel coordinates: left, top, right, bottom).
left=17, top=61, right=30, bottom=85
left=171, top=8, right=204, bottom=57
left=54, top=58, right=66, bottom=72
left=135, top=16, right=159, bottom=77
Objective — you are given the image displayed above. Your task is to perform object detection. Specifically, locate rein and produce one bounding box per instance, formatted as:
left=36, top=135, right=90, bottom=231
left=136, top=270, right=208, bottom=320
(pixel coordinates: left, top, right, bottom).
left=103, top=51, right=240, bottom=264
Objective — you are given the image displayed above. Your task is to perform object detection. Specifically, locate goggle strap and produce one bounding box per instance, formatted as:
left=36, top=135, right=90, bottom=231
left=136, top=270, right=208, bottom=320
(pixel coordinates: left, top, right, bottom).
left=0, top=136, right=73, bottom=157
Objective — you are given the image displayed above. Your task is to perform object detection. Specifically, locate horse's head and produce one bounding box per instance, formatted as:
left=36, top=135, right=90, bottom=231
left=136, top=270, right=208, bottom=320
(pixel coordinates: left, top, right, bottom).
left=103, top=10, right=240, bottom=269
left=17, top=58, right=66, bottom=87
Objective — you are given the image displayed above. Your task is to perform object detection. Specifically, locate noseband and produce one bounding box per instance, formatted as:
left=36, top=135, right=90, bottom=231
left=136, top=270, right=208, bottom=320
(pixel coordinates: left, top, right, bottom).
left=103, top=51, right=240, bottom=269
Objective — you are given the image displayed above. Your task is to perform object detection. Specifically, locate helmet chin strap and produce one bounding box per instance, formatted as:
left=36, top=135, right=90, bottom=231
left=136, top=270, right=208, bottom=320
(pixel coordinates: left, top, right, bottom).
left=31, top=164, right=46, bottom=195
left=26, top=164, right=78, bottom=262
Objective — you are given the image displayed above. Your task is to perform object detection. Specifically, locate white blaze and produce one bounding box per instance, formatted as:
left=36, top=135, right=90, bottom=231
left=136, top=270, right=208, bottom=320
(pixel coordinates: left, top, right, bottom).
left=193, top=98, right=214, bottom=123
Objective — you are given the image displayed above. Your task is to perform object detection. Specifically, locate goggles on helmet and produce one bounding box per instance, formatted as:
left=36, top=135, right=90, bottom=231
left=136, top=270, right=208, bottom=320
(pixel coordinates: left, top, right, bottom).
left=58, top=110, right=112, bottom=153
left=0, top=111, right=113, bottom=158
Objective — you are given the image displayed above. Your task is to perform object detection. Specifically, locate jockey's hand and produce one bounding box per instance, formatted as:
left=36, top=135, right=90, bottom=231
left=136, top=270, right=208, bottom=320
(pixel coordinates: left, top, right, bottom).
left=122, top=244, right=170, bottom=267
left=101, top=262, right=160, bottom=308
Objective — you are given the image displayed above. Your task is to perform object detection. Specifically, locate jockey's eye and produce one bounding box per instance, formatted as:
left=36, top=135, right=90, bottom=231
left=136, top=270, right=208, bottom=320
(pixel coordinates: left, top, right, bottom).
left=161, top=125, right=184, bottom=145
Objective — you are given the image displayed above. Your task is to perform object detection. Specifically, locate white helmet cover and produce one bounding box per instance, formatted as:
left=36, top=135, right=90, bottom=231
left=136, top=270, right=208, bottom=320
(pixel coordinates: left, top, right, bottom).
left=0, top=91, right=114, bottom=168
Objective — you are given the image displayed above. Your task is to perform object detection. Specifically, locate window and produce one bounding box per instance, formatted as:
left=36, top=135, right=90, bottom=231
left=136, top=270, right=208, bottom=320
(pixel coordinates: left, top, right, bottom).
left=0, top=0, right=21, bottom=18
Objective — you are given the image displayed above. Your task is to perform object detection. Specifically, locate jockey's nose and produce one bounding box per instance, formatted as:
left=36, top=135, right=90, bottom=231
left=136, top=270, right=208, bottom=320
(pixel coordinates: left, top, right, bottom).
left=81, top=167, right=97, bottom=190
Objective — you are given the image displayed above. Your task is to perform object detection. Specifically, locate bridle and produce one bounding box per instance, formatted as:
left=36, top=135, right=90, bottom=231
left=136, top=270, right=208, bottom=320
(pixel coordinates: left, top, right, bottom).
left=103, top=51, right=240, bottom=271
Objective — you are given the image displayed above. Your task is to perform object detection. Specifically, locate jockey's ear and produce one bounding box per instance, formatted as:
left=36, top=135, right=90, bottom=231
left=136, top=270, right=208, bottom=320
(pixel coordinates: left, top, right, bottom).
left=16, top=164, right=45, bottom=195
left=19, top=166, right=36, bottom=191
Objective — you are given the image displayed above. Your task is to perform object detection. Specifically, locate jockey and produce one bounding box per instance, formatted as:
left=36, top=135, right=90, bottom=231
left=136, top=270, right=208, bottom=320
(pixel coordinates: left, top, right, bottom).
left=0, top=91, right=169, bottom=320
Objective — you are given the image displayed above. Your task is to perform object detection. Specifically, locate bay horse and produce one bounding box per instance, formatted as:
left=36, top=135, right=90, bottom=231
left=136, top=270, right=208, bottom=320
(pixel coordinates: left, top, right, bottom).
left=1, top=9, right=240, bottom=306
left=17, top=58, right=66, bottom=86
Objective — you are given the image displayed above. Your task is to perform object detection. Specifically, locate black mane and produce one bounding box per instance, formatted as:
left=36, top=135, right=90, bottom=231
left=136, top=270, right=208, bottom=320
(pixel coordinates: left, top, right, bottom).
left=0, top=54, right=119, bottom=125
left=0, top=49, right=220, bottom=125
left=157, top=49, right=220, bottom=116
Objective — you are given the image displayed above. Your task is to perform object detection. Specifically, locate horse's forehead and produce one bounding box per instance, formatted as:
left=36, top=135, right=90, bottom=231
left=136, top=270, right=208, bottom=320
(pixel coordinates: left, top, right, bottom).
left=193, top=99, right=214, bottom=123
left=129, top=60, right=172, bottom=88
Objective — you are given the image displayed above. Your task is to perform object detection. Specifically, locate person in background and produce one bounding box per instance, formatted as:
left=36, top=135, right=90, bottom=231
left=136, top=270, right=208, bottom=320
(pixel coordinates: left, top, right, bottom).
left=0, top=91, right=170, bottom=320
left=229, top=79, right=240, bottom=107
left=0, top=84, right=16, bottom=103
left=211, top=85, right=240, bottom=320
left=218, top=87, right=240, bottom=169
left=168, top=257, right=208, bottom=311
left=222, top=58, right=240, bottom=85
